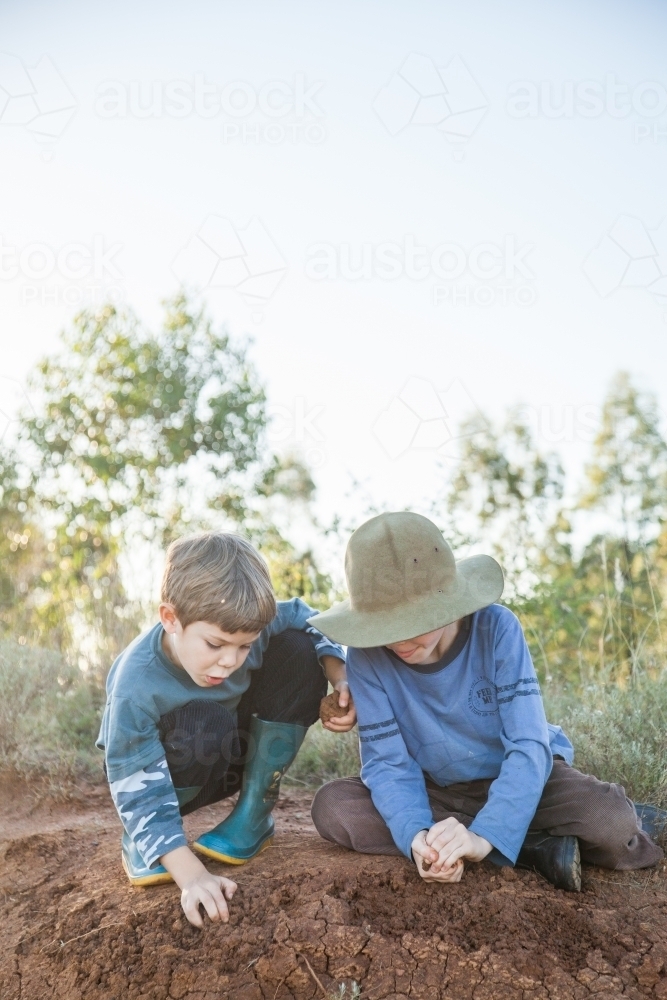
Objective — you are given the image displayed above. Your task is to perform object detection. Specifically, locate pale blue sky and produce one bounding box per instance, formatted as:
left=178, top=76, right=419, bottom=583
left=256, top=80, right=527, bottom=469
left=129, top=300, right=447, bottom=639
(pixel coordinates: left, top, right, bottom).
left=1, top=0, right=666, bottom=536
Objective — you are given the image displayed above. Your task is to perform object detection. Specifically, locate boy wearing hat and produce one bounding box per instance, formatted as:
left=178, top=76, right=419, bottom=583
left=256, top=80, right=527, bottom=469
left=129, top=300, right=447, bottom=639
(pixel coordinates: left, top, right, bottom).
left=309, top=512, right=664, bottom=890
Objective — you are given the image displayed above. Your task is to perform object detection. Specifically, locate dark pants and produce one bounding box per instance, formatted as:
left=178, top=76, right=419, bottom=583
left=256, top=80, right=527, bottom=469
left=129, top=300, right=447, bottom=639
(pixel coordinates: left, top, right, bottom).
left=158, top=629, right=327, bottom=816
left=311, top=762, right=664, bottom=871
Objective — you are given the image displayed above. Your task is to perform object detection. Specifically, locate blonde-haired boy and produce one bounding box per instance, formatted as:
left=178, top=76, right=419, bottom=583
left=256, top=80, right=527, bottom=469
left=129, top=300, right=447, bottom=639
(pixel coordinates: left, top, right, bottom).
left=98, top=532, right=354, bottom=926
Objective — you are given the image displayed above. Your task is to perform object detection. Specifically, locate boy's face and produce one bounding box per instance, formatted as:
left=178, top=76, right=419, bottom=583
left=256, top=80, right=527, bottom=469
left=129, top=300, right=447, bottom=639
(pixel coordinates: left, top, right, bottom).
left=159, top=604, right=260, bottom=687
left=385, top=627, right=448, bottom=665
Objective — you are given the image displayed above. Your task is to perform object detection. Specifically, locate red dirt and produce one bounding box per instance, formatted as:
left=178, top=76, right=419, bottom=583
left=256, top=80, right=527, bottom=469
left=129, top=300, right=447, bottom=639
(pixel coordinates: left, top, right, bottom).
left=319, top=691, right=349, bottom=723
left=2, top=778, right=667, bottom=999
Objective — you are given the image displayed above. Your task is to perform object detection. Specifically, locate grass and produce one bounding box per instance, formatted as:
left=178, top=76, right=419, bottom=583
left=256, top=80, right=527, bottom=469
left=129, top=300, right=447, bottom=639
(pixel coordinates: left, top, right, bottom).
left=0, top=639, right=103, bottom=793
left=287, top=721, right=360, bottom=788
left=544, top=673, right=667, bottom=809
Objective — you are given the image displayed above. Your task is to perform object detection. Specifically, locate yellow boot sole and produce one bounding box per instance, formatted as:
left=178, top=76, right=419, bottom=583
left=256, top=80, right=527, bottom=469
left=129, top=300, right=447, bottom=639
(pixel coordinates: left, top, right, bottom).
left=122, top=852, right=174, bottom=887
left=193, top=835, right=274, bottom=866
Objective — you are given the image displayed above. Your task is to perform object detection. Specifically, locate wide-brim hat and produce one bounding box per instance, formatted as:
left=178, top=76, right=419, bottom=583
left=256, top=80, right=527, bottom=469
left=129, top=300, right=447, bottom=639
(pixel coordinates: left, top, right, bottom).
left=309, top=511, right=503, bottom=648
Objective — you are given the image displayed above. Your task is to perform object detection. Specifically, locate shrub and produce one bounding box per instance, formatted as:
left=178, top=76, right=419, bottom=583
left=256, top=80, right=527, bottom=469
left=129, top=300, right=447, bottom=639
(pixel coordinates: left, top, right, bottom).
left=287, top=723, right=360, bottom=788
left=545, top=673, right=667, bottom=808
left=0, top=640, right=103, bottom=788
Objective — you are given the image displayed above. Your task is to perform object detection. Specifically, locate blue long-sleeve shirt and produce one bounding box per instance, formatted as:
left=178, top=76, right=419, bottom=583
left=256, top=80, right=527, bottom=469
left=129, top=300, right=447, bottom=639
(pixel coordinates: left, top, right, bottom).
left=97, top=599, right=344, bottom=866
left=345, top=603, right=573, bottom=864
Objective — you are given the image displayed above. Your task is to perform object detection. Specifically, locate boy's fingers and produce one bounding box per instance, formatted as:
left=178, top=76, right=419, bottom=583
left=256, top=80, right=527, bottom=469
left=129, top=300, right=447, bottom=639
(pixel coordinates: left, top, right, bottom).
left=201, top=890, right=222, bottom=922
left=222, top=879, right=237, bottom=899
left=429, top=830, right=456, bottom=854
left=439, top=845, right=467, bottom=872
left=208, top=883, right=231, bottom=922
left=431, top=837, right=465, bottom=872
left=425, top=820, right=455, bottom=846
left=183, top=899, right=203, bottom=928
left=337, top=687, right=349, bottom=707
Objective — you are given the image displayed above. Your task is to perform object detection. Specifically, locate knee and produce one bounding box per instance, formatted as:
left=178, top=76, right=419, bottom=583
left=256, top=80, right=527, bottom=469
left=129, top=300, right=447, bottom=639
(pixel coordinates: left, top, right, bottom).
left=265, top=629, right=325, bottom=692
left=265, top=628, right=318, bottom=668
left=586, top=780, right=639, bottom=846
left=311, top=780, right=351, bottom=842
left=159, top=699, right=236, bottom=741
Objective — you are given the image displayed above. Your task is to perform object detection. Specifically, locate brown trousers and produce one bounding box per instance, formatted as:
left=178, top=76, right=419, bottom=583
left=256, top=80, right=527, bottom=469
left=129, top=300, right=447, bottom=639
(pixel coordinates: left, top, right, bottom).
left=311, top=761, right=663, bottom=870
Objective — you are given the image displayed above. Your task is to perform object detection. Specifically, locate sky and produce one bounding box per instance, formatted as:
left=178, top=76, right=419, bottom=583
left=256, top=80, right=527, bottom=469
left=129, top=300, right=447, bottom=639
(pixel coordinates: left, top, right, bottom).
left=1, top=0, right=666, bottom=560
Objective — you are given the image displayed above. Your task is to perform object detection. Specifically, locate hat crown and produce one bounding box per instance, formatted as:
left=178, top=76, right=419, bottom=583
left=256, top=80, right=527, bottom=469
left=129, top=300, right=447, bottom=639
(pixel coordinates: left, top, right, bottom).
left=345, top=512, right=456, bottom=613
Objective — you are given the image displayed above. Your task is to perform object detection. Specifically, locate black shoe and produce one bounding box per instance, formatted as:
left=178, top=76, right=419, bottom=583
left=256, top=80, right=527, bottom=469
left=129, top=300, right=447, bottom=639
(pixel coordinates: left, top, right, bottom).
left=516, top=832, right=581, bottom=892
left=634, top=803, right=667, bottom=841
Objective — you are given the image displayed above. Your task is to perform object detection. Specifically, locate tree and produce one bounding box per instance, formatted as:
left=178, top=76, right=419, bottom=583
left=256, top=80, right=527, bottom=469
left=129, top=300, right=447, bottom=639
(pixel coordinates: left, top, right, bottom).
left=24, top=295, right=267, bottom=540
left=582, top=372, right=667, bottom=543
left=7, top=295, right=268, bottom=662
left=441, top=412, right=564, bottom=597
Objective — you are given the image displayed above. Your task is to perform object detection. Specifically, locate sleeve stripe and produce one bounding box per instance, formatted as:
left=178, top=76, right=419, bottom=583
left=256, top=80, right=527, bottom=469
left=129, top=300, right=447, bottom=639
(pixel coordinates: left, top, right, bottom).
left=360, top=728, right=400, bottom=743
left=497, top=688, right=541, bottom=704
left=359, top=717, right=396, bottom=732
left=496, top=677, right=540, bottom=693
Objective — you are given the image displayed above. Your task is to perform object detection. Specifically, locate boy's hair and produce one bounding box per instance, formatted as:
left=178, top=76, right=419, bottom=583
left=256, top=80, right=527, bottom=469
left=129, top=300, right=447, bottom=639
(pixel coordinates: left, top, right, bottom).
left=161, top=532, right=277, bottom=633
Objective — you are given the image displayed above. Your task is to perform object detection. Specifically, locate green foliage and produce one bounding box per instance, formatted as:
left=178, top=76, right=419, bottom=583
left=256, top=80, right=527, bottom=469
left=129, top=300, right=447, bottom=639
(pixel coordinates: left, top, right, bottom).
left=0, top=294, right=323, bottom=664
left=441, top=413, right=564, bottom=596
left=582, top=371, right=667, bottom=540
left=287, top=722, right=360, bottom=787
left=545, top=675, right=667, bottom=809
left=24, top=295, right=266, bottom=533
left=440, top=375, right=667, bottom=686
left=0, top=640, right=102, bottom=786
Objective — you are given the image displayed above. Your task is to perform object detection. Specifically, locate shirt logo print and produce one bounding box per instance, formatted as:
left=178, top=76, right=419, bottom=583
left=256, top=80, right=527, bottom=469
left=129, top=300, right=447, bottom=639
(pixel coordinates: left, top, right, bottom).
left=468, top=677, right=499, bottom=716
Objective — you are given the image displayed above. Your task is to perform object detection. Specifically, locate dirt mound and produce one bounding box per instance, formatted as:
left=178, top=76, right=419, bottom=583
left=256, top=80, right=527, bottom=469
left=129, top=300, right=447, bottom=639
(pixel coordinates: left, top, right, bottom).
left=2, top=789, right=667, bottom=999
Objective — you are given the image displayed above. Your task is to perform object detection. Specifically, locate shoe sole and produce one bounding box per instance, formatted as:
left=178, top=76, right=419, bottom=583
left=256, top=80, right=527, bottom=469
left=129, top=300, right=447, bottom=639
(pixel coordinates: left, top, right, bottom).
left=193, top=835, right=274, bottom=866
left=122, top=852, right=174, bottom=887
left=565, top=836, right=582, bottom=893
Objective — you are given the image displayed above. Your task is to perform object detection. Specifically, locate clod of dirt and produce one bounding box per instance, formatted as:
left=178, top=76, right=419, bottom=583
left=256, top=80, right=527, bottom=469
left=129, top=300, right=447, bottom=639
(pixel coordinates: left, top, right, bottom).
left=319, top=690, right=348, bottom=723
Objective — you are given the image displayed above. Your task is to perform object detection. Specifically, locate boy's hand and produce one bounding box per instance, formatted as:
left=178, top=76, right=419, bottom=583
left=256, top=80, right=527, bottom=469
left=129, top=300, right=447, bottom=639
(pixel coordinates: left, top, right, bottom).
left=180, top=871, right=237, bottom=928
left=411, top=829, right=464, bottom=882
left=322, top=680, right=357, bottom=732
left=161, top=845, right=237, bottom=928
left=425, top=818, right=492, bottom=873
left=320, top=656, right=357, bottom=732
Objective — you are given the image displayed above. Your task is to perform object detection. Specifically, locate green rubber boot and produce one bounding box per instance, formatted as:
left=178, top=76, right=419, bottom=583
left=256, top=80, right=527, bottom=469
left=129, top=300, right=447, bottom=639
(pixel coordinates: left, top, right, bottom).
left=193, top=716, right=307, bottom=865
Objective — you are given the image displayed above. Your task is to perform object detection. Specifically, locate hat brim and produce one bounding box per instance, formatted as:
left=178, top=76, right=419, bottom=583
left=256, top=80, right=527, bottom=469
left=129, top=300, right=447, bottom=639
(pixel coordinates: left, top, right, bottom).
left=308, top=554, right=504, bottom=648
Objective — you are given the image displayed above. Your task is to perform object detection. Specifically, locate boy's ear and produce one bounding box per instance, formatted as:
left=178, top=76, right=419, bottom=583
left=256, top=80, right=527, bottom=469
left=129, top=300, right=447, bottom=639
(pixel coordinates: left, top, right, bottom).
left=159, top=603, right=181, bottom=634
